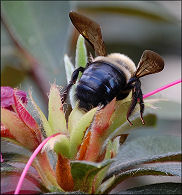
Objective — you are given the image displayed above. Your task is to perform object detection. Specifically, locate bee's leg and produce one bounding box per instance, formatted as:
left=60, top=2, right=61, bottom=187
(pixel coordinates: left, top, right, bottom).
left=127, top=79, right=145, bottom=125
left=126, top=87, right=137, bottom=126
left=138, top=92, right=145, bottom=125
left=61, top=67, right=85, bottom=104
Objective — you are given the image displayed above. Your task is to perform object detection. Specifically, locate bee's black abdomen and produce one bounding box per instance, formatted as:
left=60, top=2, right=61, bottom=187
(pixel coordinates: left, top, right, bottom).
left=75, top=61, right=127, bottom=110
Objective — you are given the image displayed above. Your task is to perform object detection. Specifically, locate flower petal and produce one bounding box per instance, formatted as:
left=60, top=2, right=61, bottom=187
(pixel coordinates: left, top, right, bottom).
left=1, top=108, right=40, bottom=150
left=1, top=86, right=14, bottom=107
left=14, top=90, right=40, bottom=132
left=1, top=86, right=27, bottom=109
left=1, top=123, right=15, bottom=139
left=15, top=89, right=27, bottom=104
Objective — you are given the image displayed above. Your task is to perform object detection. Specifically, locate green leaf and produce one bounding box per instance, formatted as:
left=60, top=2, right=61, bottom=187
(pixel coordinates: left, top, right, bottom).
left=105, top=99, right=132, bottom=137
left=106, top=135, right=181, bottom=179
left=116, top=135, right=181, bottom=162
left=69, top=107, right=97, bottom=159
left=103, top=163, right=181, bottom=193
left=75, top=35, right=87, bottom=70
left=115, top=183, right=182, bottom=194
left=148, top=100, right=181, bottom=120
left=29, top=91, right=52, bottom=137
left=1, top=1, right=71, bottom=84
left=68, top=103, right=85, bottom=133
left=71, top=159, right=113, bottom=193
left=1, top=163, right=48, bottom=194
left=1, top=162, right=42, bottom=182
left=53, top=136, right=70, bottom=158
left=42, top=134, right=70, bottom=158
left=107, top=113, right=157, bottom=141
left=97, top=175, right=116, bottom=194
left=64, top=54, right=75, bottom=85
left=104, top=140, right=113, bottom=160
left=103, top=96, right=157, bottom=140
left=2, top=152, right=30, bottom=164
left=48, top=84, right=67, bottom=134
left=94, top=138, right=121, bottom=193
left=1, top=137, right=32, bottom=156
left=93, top=141, right=113, bottom=193
left=64, top=34, right=88, bottom=109
left=63, top=54, right=76, bottom=109
left=1, top=162, right=20, bottom=173
left=2, top=138, right=63, bottom=192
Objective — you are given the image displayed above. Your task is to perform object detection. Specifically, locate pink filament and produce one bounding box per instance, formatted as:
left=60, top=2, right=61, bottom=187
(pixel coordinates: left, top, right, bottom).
left=1, top=154, right=4, bottom=163
left=143, top=79, right=181, bottom=99
left=14, top=79, right=181, bottom=194
left=14, top=133, right=60, bottom=195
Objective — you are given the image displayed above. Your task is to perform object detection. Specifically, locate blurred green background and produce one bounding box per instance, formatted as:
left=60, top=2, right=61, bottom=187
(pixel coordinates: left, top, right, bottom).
left=1, top=1, right=181, bottom=126
left=1, top=1, right=181, bottom=106
left=1, top=0, right=181, bottom=127
left=1, top=1, right=181, bottom=191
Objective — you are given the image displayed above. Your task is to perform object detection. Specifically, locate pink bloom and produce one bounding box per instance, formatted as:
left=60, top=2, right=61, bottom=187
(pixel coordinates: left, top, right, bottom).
left=1, top=87, right=42, bottom=150
left=1, top=86, right=27, bottom=110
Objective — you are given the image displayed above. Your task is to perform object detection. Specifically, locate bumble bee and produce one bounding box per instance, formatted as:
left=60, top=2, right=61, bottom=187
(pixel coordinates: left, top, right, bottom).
left=61, top=11, right=164, bottom=125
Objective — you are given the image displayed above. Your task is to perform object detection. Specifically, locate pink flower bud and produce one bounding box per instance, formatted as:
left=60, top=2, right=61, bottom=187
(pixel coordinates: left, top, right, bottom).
left=1, top=86, right=27, bottom=110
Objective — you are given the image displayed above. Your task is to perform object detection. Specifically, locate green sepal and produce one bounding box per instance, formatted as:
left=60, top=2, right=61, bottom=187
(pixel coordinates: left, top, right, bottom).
left=71, top=159, right=114, bottom=193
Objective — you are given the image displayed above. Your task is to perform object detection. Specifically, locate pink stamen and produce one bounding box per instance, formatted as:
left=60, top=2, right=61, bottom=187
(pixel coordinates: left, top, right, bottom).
left=143, top=79, right=181, bottom=99
left=14, top=133, right=60, bottom=195
left=1, top=154, right=4, bottom=163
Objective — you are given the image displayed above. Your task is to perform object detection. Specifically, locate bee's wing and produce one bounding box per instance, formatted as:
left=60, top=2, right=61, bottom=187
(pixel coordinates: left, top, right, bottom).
left=69, top=11, right=106, bottom=56
left=135, top=50, right=164, bottom=78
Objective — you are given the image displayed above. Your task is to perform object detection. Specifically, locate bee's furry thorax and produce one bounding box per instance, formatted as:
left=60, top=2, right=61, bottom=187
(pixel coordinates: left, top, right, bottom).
left=93, top=53, right=136, bottom=82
